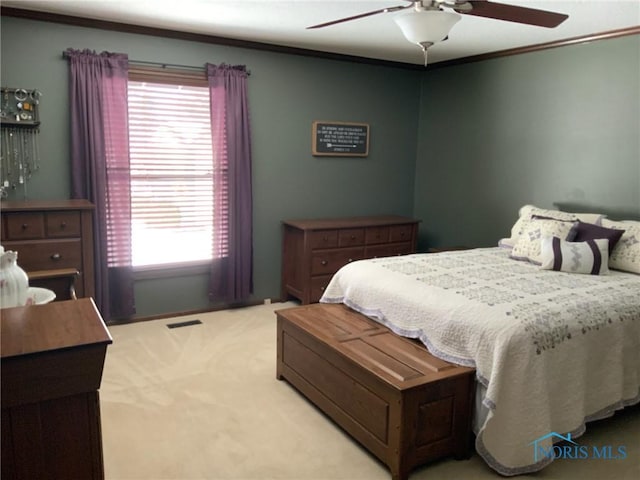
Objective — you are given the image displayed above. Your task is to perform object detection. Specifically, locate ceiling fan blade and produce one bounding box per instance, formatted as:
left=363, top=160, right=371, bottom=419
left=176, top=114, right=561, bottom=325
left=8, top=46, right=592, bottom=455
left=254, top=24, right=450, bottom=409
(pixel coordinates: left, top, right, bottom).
left=307, top=4, right=411, bottom=29
left=462, top=1, right=568, bottom=28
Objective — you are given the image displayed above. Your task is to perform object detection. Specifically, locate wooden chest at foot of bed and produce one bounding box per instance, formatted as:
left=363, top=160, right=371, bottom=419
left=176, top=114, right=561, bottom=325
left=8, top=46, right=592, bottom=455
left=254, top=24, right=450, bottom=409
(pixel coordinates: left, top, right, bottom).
left=276, top=303, right=475, bottom=480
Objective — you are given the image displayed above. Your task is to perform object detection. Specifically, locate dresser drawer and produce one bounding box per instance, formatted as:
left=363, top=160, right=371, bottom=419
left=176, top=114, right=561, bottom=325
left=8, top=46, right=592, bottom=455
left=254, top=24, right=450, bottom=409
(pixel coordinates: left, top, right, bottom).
left=309, top=230, right=338, bottom=250
left=10, top=239, right=82, bottom=272
left=365, top=226, right=390, bottom=245
left=311, top=247, right=364, bottom=275
left=3, top=212, right=46, bottom=240
left=46, top=211, right=81, bottom=237
left=365, top=242, right=413, bottom=259
left=390, top=224, right=414, bottom=243
left=310, top=275, right=333, bottom=303
left=338, top=228, right=365, bottom=247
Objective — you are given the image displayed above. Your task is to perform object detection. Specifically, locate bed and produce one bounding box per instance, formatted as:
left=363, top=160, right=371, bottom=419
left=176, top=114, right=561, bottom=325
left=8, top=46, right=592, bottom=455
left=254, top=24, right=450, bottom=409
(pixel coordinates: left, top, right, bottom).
left=319, top=240, right=640, bottom=475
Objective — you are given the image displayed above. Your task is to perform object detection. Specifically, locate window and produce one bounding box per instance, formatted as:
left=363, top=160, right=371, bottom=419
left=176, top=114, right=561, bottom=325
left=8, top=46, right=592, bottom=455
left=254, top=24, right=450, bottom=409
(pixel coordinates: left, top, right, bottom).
left=125, top=69, right=225, bottom=268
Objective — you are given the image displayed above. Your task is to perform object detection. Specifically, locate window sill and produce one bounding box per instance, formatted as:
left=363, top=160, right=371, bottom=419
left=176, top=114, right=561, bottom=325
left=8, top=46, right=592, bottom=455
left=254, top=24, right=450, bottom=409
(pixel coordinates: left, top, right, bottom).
left=133, top=260, right=211, bottom=280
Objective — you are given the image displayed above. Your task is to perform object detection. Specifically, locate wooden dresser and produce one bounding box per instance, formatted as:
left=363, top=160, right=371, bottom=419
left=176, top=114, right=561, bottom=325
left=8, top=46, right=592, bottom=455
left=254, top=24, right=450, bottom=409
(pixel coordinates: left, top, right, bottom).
left=281, top=215, right=419, bottom=304
left=1, top=200, right=95, bottom=300
left=1, top=298, right=112, bottom=480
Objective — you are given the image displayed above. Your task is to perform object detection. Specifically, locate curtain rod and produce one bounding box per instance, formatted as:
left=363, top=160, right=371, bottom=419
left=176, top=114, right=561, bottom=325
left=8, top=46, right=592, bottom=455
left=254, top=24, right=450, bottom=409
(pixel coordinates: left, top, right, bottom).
left=61, top=52, right=250, bottom=75
left=130, top=60, right=251, bottom=75
left=130, top=60, right=202, bottom=71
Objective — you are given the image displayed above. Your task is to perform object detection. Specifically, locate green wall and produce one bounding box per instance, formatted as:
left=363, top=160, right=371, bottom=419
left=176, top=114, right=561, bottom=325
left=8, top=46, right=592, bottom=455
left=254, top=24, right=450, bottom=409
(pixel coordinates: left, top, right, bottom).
left=414, top=35, right=640, bottom=250
left=2, top=15, right=639, bottom=318
left=0, top=16, right=421, bottom=317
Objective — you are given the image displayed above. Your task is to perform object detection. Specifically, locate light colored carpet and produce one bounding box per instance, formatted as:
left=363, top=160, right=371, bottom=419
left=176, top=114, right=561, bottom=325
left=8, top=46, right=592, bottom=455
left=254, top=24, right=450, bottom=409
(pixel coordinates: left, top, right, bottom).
left=100, top=302, right=639, bottom=480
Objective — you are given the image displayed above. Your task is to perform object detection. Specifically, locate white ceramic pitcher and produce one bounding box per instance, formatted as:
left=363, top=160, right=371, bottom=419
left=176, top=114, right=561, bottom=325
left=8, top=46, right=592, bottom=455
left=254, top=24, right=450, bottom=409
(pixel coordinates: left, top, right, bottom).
left=0, top=247, right=29, bottom=308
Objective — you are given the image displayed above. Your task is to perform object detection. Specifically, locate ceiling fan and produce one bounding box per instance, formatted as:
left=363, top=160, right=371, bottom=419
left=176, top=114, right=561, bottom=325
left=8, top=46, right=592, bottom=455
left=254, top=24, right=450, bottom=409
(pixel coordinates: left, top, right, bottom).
left=307, top=1, right=569, bottom=65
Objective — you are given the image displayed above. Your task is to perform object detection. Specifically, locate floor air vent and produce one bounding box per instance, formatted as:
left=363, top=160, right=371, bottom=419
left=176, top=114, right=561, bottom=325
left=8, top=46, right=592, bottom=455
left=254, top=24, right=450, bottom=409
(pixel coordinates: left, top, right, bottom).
left=166, top=319, right=202, bottom=329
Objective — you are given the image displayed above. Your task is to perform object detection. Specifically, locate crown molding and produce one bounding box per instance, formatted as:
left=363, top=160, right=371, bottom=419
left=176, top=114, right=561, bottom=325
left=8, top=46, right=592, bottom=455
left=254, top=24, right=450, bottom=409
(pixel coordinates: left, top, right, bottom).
left=2, top=7, right=638, bottom=71
left=427, top=25, right=640, bottom=70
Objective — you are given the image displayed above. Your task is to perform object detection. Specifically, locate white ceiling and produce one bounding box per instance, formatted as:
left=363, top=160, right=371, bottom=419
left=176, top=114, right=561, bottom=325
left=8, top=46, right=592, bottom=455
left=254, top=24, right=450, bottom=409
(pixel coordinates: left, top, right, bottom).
left=3, top=0, right=640, bottom=65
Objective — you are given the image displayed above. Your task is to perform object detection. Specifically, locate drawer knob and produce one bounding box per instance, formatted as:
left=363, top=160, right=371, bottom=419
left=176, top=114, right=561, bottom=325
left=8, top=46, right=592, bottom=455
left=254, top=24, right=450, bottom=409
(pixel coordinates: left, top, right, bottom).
left=51, top=253, right=62, bottom=260
left=320, top=286, right=325, bottom=292
left=323, top=236, right=328, bottom=242
left=321, top=260, right=328, bottom=266
left=60, top=222, right=67, bottom=229
left=350, top=235, right=355, bottom=240
left=21, top=223, right=28, bottom=230
left=348, top=258, right=353, bottom=263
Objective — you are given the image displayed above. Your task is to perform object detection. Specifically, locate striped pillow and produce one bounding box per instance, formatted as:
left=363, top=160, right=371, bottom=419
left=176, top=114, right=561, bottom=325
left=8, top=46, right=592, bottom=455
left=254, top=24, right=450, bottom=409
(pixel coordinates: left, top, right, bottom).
left=540, top=236, right=609, bottom=275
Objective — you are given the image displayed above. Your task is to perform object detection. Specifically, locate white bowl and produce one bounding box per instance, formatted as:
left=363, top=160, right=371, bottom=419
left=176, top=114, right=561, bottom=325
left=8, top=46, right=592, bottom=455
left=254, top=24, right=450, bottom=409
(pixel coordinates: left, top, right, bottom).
left=25, top=287, right=56, bottom=305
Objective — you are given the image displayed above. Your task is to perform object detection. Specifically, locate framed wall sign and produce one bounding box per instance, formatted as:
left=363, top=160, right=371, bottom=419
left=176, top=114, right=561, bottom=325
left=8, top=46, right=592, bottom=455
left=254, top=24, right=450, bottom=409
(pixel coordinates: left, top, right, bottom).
left=312, top=121, right=369, bottom=157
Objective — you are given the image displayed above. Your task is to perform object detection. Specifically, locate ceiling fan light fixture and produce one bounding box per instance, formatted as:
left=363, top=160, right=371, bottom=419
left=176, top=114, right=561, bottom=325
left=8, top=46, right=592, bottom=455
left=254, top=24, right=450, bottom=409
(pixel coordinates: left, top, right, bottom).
left=394, top=10, right=461, bottom=47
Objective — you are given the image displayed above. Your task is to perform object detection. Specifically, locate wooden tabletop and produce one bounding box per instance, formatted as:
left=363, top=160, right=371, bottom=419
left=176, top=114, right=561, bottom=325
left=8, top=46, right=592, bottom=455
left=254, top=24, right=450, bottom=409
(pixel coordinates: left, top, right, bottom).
left=1, top=298, right=112, bottom=359
left=0, top=199, right=95, bottom=211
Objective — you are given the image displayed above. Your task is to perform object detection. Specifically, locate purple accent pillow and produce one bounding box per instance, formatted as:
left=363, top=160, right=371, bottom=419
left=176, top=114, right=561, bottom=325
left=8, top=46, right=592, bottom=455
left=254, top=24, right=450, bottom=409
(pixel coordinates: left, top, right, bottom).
left=572, top=221, right=625, bottom=255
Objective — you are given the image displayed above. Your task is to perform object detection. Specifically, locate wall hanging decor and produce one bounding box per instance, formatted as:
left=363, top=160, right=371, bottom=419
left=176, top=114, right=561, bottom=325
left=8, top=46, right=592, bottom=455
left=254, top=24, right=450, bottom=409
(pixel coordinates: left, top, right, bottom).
left=312, top=121, right=369, bottom=157
left=0, top=87, right=42, bottom=198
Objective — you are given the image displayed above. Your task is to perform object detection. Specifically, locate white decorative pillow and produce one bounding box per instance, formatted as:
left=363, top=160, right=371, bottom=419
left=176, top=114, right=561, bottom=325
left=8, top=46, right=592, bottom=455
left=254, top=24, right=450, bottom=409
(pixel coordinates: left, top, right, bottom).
left=510, top=218, right=577, bottom=264
left=601, top=219, right=640, bottom=274
left=540, top=236, right=609, bottom=275
left=500, top=204, right=603, bottom=249
left=577, top=213, right=607, bottom=225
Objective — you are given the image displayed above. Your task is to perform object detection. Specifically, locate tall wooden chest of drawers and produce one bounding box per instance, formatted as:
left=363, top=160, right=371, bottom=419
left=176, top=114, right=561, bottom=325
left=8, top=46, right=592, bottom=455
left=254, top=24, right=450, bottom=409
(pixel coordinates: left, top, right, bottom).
left=1, top=200, right=95, bottom=300
left=281, top=215, right=419, bottom=304
left=1, top=298, right=112, bottom=479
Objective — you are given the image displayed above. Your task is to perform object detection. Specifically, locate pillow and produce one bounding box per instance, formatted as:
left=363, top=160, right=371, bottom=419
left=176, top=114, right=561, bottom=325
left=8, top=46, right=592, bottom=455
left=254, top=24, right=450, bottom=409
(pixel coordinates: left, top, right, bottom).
left=572, top=213, right=606, bottom=225
left=540, top=236, right=609, bottom=275
left=601, top=219, right=640, bottom=274
left=500, top=205, right=603, bottom=249
left=571, top=221, right=625, bottom=255
left=501, top=205, right=574, bottom=248
left=510, top=218, right=578, bottom=264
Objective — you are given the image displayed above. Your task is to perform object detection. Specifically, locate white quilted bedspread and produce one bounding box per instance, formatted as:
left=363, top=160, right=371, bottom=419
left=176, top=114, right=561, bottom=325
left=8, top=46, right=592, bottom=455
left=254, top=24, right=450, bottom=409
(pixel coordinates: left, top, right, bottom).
left=320, top=248, right=640, bottom=475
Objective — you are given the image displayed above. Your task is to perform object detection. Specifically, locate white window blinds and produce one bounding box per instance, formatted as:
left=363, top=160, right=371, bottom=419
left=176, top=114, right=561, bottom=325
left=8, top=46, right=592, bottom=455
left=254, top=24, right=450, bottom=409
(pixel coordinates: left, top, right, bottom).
left=127, top=80, right=217, bottom=267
